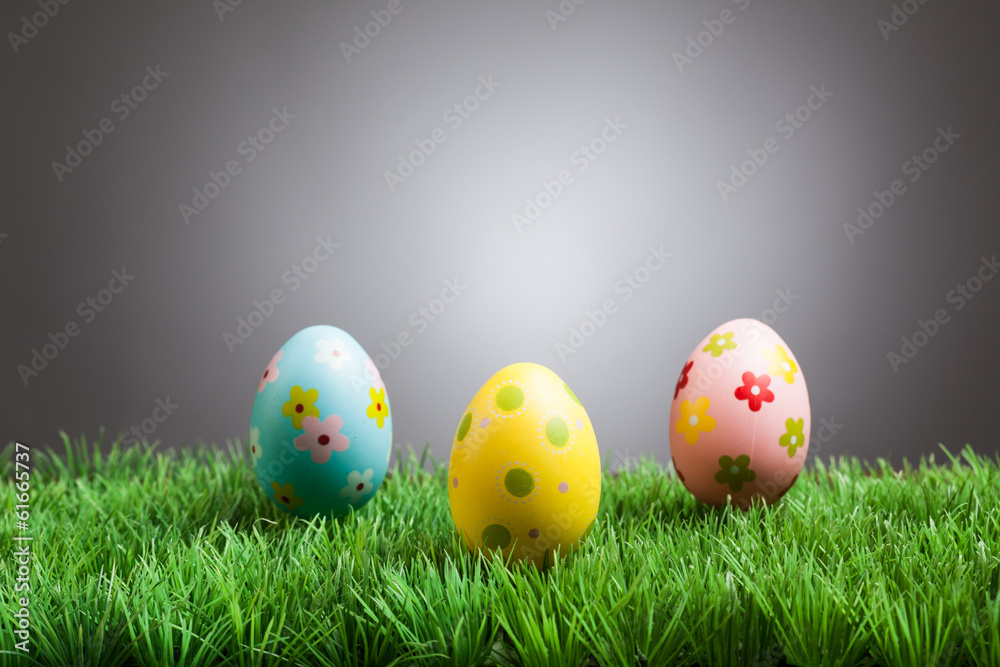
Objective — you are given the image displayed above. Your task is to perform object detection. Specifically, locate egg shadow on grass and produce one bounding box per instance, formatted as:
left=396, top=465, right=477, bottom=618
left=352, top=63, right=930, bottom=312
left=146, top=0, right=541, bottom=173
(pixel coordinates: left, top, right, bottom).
left=221, top=483, right=365, bottom=537
left=602, top=471, right=704, bottom=524
left=603, top=471, right=784, bottom=533
left=665, top=489, right=788, bottom=535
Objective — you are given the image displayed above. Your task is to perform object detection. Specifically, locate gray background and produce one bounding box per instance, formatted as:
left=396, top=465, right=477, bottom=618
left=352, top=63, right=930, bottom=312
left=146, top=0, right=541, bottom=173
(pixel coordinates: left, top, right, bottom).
left=3, top=0, right=999, bottom=468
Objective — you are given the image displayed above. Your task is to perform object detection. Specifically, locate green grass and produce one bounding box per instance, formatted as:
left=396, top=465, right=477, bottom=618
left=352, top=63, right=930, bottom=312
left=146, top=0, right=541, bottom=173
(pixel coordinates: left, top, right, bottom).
left=1, top=434, right=998, bottom=667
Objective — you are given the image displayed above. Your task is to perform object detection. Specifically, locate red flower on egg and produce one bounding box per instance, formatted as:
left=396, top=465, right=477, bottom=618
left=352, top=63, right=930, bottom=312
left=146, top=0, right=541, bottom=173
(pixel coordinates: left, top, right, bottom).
left=674, top=361, right=693, bottom=399
left=734, top=371, right=774, bottom=412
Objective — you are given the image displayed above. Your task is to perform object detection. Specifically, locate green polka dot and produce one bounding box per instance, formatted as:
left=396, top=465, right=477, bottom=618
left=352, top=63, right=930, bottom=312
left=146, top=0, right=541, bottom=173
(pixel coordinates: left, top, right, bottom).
left=481, top=523, right=511, bottom=549
left=504, top=468, right=535, bottom=497
left=455, top=412, right=472, bottom=442
left=545, top=416, right=569, bottom=448
left=496, top=385, right=524, bottom=411
left=563, top=383, right=582, bottom=406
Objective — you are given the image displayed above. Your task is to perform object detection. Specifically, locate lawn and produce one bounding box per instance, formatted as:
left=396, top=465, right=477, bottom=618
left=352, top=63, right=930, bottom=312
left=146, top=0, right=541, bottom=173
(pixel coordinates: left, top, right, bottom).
left=1, top=434, right=998, bottom=667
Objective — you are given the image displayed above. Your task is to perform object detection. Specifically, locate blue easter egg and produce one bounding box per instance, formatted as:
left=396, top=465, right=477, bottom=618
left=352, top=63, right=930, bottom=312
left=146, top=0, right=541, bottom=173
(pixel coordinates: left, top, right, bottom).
left=249, top=325, right=391, bottom=518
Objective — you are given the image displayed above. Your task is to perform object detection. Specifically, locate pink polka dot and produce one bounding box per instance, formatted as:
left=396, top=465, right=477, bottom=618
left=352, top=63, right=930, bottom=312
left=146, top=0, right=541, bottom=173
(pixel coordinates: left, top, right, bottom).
left=480, top=417, right=490, bottom=428
left=576, top=419, right=583, bottom=429
left=558, top=482, right=568, bottom=493
left=528, top=528, right=539, bottom=538
left=452, top=477, right=458, bottom=488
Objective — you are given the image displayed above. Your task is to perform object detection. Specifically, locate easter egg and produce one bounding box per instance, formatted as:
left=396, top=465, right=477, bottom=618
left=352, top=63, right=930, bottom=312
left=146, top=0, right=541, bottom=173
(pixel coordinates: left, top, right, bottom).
left=669, top=318, right=809, bottom=508
left=448, top=363, right=601, bottom=568
left=249, top=325, right=391, bottom=519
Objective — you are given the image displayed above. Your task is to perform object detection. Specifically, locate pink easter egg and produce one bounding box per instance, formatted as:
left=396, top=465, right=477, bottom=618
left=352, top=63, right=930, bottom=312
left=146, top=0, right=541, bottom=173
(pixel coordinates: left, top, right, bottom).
left=669, top=318, right=810, bottom=508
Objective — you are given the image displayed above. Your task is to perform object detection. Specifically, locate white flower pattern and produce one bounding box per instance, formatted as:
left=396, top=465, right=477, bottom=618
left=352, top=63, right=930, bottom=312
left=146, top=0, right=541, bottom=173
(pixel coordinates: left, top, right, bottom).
left=339, top=469, right=374, bottom=504
left=258, top=349, right=282, bottom=393
left=249, top=427, right=263, bottom=467
left=314, top=338, right=352, bottom=370
left=364, top=357, right=385, bottom=391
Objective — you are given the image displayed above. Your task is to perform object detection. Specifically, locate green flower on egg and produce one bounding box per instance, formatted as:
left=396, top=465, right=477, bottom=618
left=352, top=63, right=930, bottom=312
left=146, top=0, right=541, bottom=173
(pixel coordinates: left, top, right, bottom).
left=779, top=418, right=806, bottom=457
left=715, top=455, right=756, bottom=493
left=703, top=332, right=737, bottom=357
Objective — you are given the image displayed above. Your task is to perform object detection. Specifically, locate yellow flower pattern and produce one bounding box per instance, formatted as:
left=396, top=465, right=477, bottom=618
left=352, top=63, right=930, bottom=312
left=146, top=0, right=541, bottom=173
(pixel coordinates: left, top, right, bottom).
left=762, top=345, right=798, bottom=383
left=271, top=481, right=305, bottom=512
left=367, top=387, right=388, bottom=428
left=675, top=396, right=717, bottom=445
left=281, top=385, right=320, bottom=430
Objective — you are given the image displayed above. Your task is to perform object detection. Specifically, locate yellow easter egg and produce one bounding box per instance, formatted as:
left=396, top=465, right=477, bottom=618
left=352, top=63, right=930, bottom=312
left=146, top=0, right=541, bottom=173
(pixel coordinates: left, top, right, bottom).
left=447, top=362, right=601, bottom=568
